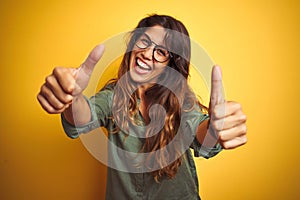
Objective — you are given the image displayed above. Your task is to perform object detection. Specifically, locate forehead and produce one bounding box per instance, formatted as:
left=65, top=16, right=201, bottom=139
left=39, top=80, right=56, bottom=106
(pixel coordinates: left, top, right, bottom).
left=143, top=25, right=166, bottom=45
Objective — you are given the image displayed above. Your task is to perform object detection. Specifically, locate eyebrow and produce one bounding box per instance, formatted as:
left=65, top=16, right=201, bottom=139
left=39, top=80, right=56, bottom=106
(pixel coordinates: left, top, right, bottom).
left=143, top=33, right=167, bottom=49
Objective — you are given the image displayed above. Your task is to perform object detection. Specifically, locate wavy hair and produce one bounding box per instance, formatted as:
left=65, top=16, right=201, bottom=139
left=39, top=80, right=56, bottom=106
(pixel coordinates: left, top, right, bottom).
left=111, top=14, right=205, bottom=182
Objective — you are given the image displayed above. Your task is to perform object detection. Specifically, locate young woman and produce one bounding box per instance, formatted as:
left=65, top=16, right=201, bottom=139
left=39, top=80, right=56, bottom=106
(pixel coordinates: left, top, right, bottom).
left=37, top=14, right=247, bottom=200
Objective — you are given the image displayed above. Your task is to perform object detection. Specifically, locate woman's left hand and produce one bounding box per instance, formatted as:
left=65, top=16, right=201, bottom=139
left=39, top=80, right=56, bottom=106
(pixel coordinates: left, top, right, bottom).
left=208, top=66, right=247, bottom=149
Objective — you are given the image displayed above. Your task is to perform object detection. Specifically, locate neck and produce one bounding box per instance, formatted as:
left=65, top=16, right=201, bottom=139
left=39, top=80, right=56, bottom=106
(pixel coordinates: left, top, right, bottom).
left=137, top=85, right=151, bottom=124
left=137, top=83, right=153, bottom=99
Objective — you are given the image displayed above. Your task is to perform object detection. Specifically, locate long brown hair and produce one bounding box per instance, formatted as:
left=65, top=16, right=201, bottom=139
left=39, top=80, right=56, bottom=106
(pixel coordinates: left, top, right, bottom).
left=111, top=14, right=204, bottom=182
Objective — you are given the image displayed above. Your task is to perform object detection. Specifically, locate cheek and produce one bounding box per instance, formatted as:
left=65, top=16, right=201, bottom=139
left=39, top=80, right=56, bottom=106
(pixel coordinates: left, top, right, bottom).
left=129, top=53, right=137, bottom=67
left=129, top=55, right=134, bottom=67
left=129, top=49, right=140, bottom=65
left=153, top=65, right=167, bottom=76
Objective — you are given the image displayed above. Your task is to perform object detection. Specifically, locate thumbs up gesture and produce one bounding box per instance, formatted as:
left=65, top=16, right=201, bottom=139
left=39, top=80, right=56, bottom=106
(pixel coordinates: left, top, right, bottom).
left=37, top=44, right=105, bottom=114
left=208, top=66, right=247, bottom=149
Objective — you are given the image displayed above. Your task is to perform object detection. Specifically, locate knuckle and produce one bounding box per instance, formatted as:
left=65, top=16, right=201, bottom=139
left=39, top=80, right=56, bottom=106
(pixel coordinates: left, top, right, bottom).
left=61, top=85, right=73, bottom=95
left=63, top=79, right=76, bottom=94
left=62, top=95, right=73, bottom=104
left=45, top=75, right=53, bottom=84
left=59, top=97, right=68, bottom=104
left=53, top=102, right=64, bottom=110
left=45, top=106, right=55, bottom=114
left=240, top=114, right=247, bottom=122
left=218, top=131, right=225, bottom=141
left=53, top=66, right=62, bottom=74
left=241, top=124, right=247, bottom=134
left=241, top=135, right=248, bottom=144
left=234, top=102, right=242, bottom=110
left=212, top=108, right=219, bottom=118
left=53, top=67, right=69, bottom=79
left=221, top=142, right=230, bottom=149
left=65, top=84, right=75, bottom=93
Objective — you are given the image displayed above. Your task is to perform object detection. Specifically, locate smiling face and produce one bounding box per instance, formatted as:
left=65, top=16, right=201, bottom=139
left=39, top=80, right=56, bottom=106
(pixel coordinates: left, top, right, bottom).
left=129, top=25, right=170, bottom=86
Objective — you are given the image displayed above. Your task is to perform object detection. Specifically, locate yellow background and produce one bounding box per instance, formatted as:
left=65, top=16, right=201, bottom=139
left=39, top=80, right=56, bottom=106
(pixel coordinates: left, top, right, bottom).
left=1, top=0, right=299, bottom=199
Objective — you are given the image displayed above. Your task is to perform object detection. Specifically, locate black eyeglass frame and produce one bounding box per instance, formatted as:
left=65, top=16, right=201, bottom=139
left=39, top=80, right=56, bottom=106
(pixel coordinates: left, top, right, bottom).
left=134, top=33, right=173, bottom=63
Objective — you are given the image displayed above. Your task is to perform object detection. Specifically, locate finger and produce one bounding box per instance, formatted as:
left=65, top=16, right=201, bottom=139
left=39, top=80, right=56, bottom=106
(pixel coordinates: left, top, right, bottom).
left=212, top=101, right=243, bottom=119
left=218, top=123, right=247, bottom=141
left=39, top=84, right=66, bottom=110
left=212, top=111, right=247, bottom=131
left=45, top=75, right=73, bottom=104
left=52, top=67, right=77, bottom=94
left=210, top=65, right=225, bottom=108
left=37, top=93, right=65, bottom=114
left=79, top=44, right=105, bottom=76
left=220, top=135, right=248, bottom=149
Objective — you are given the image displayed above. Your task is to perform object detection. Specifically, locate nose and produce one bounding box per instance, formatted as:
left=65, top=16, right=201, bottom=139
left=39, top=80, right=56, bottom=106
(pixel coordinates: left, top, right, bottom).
left=141, top=46, right=154, bottom=61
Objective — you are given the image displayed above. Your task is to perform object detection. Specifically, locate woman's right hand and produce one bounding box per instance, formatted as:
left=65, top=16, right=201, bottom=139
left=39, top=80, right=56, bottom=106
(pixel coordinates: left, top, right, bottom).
left=37, top=44, right=105, bottom=114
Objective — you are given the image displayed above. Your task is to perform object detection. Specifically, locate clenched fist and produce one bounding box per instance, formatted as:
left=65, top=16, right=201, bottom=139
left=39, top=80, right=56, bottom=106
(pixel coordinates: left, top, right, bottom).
left=37, top=44, right=105, bottom=114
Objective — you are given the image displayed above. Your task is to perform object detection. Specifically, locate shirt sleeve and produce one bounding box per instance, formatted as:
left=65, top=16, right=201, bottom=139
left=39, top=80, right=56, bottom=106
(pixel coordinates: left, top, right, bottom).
left=185, top=106, right=223, bottom=159
left=61, top=88, right=114, bottom=139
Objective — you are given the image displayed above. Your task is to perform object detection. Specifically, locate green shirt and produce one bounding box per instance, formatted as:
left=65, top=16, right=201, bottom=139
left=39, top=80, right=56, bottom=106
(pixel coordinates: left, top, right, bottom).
left=61, top=85, right=222, bottom=200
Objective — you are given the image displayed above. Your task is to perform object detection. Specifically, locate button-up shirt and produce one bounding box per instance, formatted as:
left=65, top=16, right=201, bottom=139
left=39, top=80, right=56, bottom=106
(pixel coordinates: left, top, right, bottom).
left=61, top=84, right=222, bottom=200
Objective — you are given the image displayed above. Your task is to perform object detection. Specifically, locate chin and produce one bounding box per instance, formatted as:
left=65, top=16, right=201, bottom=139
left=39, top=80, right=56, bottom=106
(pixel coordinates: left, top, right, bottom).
left=129, top=70, right=150, bottom=84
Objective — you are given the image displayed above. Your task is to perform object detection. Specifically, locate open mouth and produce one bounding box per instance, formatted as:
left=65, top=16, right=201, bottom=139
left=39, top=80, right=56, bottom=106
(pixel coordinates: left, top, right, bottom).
left=135, top=58, right=151, bottom=74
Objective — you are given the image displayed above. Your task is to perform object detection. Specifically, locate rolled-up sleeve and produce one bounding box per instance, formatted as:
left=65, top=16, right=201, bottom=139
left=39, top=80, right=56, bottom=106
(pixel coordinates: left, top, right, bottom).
left=185, top=107, right=223, bottom=159
left=61, top=88, right=113, bottom=139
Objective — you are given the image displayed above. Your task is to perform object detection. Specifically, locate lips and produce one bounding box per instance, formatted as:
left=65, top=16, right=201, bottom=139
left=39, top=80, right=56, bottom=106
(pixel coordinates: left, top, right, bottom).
left=134, top=58, right=151, bottom=74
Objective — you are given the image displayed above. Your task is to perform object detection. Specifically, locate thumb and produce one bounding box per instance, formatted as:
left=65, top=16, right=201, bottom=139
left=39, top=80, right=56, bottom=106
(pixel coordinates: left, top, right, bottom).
left=73, top=44, right=105, bottom=95
left=79, top=44, right=105, bottom=76
left=209, top=65, right=225, bottom=109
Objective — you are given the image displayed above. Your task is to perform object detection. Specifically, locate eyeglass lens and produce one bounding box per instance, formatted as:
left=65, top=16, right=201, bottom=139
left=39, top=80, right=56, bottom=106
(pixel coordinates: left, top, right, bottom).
left=135, top=34, right=170, bottom=63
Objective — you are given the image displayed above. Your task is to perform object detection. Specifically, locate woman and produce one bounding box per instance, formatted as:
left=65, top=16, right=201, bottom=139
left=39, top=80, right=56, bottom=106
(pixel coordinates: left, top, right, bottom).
left=37, top=14, right=247, bottom=200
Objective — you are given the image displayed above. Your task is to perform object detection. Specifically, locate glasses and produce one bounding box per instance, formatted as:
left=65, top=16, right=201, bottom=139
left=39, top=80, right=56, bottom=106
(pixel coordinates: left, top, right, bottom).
left=135, top=33, right=172, bottom=63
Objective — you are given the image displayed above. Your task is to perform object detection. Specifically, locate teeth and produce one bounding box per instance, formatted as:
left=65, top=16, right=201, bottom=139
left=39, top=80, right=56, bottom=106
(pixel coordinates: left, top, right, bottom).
left=137, top=59, right=150, bottom=70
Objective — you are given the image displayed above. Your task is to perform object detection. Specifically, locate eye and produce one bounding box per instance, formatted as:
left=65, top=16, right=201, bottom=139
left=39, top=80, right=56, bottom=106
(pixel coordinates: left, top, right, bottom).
left=156, top=48, right=168, bottom=57
left=141, top=38, right=151, bottom=46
